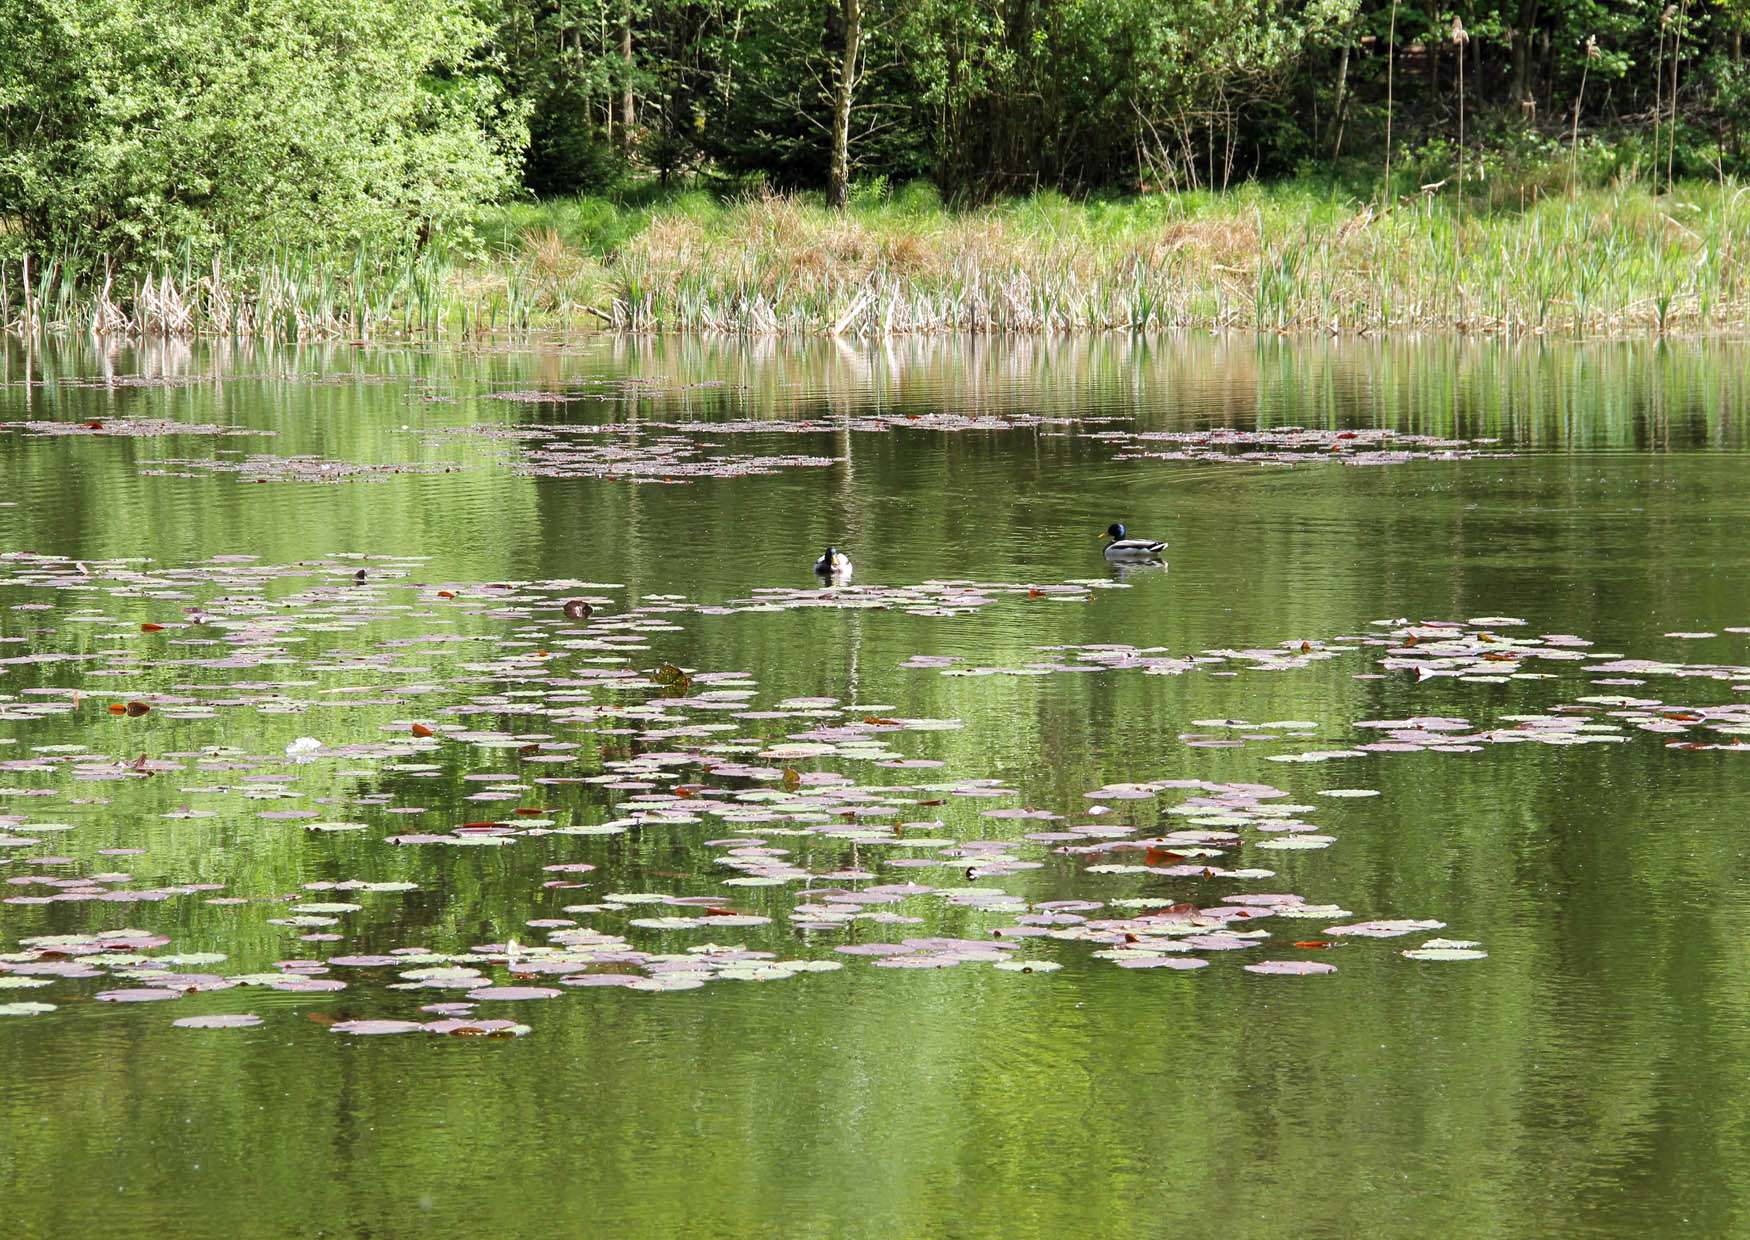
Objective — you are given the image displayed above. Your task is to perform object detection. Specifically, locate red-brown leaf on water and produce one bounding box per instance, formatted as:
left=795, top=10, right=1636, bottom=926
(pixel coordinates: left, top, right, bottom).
left=410, top=723, right=434, bottom=738
left=140, top=623, right=164, bottom=633
left=1294, top=940, right=1332, bottom=950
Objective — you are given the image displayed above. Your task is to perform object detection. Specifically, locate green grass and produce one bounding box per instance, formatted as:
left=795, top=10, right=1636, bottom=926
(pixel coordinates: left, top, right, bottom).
left=5, top=178, right=1748, bottom=339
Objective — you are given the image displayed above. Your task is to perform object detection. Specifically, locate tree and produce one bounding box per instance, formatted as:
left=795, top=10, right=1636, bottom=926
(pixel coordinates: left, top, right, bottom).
left=828, top=0, right=864, bottom=208
left=0, top=0, right=526, bottom=264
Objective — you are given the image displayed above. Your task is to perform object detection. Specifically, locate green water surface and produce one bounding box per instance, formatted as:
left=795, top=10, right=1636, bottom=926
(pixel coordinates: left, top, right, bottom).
left=2, top=335, right=1749, bottom=1239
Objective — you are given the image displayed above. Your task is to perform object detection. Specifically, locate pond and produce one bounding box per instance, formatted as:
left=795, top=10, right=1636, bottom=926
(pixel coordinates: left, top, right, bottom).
left=3, top=333, right=1750, bottom=1237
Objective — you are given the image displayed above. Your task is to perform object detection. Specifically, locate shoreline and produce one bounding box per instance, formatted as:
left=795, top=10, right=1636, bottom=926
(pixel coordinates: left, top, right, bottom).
left=5, top=182, right=1747, bottom=342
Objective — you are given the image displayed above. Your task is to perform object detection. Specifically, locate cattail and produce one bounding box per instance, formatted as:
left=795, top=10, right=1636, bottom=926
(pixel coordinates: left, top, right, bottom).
left=1451, top=17, right=1470, bottom=221
left=1654, top=5, right=1677, bottom=191
left=1571, top=36, right=1599, bottom=195
left=1383, top=0, right=1400, bottom=197
left=1668, top=0, right=1688, bottom=192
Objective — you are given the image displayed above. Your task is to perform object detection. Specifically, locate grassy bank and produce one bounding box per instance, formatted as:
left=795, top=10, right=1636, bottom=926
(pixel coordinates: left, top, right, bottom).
left=5, top=181, right=1748, bottom=339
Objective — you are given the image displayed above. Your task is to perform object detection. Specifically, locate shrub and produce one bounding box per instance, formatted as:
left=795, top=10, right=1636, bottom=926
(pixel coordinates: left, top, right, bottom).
left=0, top=0, right=528, bottom=267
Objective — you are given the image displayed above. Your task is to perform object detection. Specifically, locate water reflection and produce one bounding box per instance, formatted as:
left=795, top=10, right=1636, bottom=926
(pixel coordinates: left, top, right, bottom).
left=1, top=333, right=1749, bottom=1237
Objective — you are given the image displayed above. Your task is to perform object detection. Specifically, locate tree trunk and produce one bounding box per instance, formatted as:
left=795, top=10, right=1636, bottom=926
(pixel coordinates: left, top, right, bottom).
left=828, top=0, right=861, bottom=209
left=620, top=5, right=635, bottom=154
left=1330, top=28, right=1353, bottom=159
left=1511, top=0, right=1540, bottom=113
left=1427, top=1, right=1441, bottom=97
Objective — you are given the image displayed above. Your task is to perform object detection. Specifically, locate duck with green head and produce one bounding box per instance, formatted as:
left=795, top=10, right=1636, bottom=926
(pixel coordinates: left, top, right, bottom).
left=1102, top=523, right=1166, bottom=560
left=814, top=546, right=853, bottom=582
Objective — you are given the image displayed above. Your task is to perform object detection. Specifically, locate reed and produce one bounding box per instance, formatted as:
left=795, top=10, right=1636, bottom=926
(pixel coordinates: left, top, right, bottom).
left=4, top=180, right=1747, bottom=340
left=569, top=184, right=1749, bottom=337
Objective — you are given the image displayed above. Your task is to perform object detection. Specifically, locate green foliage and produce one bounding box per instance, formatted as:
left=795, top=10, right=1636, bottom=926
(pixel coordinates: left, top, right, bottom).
left=4, top=0, right=1750, bottom=273
left=494, top=0, right=628, bottom=195
left=1393, top=126, right=1642, bottom=200
left=482, top=0, right=1750, bottom=200
left=0, top=0, right=527, bottom=265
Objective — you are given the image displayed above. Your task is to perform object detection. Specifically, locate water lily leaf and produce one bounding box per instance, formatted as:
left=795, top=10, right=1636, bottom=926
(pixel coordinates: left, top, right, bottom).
left=0, top=1002, right=56, bottom=1015
left=1244, top=960, right=1337, bottom=975
left=331, top=1020, right=425, bottom=1035
left=174, top=1014, right=264, bottom=1029
left=1402, top=939, right=1488, bottom=961
left=992, top=959, right=1061, bottom=973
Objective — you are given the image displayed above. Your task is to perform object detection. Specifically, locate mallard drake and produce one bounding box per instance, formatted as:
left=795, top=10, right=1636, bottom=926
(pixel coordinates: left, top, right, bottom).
left=814, top=546, right=853, bottom=582
left=1103, top=523, right=1166, bottom=559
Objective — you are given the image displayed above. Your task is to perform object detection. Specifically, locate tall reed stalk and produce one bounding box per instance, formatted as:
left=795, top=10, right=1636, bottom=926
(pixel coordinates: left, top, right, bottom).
left=1655, top=7, right=1673, bottom=191
left=1669, top=0, right=1689, bottom=191
left=1570, top=36, right=1598, bottom=196
left=1383, top=0, right=1399, bottom=196
left=1451, top=17, right=1469, bottom=227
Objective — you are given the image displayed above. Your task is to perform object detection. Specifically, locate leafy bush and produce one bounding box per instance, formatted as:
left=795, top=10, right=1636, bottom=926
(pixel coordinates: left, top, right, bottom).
left=0, top=0, right=527, bottom=266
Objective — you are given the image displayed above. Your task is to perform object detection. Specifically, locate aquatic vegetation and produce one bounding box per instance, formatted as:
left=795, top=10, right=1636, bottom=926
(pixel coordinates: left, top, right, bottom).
left=1402, top=939, right=1489, bottom=962
left=10, top=378, right=1749, bottom=1049
left=517, top=438, right=840, bottom=484
left=1, top=418, right=270, bottom=439
left=0, top=550, right=1488, bottom=1036
left=427, top=411, right=1507, bottom=487
left=1089, top=425, right=1509, bottom=466
left=140, top=456, right=454, bottom=483
left=8, top=330, right=1750, bottom=1239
